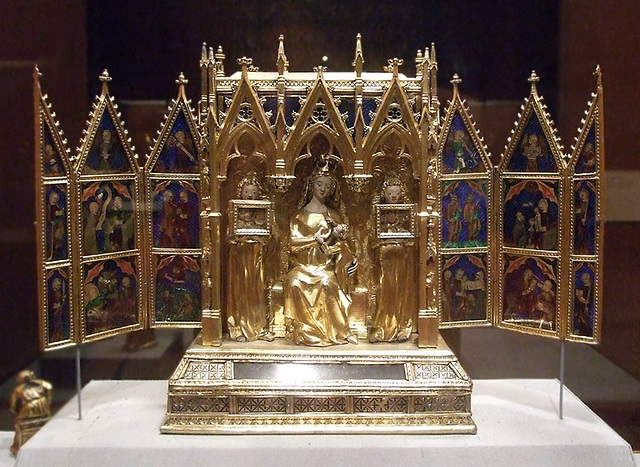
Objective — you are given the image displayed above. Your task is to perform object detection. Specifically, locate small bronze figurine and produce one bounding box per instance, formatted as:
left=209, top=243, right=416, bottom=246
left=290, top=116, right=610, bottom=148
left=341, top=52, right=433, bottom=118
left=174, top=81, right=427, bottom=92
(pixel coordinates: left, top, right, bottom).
left=10, top=370, right=53, bottom=455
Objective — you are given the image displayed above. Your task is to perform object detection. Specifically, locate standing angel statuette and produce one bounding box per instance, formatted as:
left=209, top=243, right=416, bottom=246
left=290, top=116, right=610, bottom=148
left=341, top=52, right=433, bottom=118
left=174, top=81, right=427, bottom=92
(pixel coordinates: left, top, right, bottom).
left=368, top=175, right=417, bottom=342
left=226, top=173, right=274, bottom=342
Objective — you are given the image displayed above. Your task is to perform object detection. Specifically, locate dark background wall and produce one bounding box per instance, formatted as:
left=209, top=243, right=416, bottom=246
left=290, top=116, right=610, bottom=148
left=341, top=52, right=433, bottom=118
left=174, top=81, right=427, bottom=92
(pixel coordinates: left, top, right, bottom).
left=0, top=1, right=637, bottom=383
left=85, top=0, right=559, bottom=104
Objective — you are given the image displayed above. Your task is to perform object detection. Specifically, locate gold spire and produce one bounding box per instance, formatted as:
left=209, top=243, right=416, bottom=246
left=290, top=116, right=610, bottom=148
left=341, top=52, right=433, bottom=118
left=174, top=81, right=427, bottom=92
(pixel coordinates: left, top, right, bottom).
left=385, top=58, right=403, bottom=77
left=528, top=70, right=540, bottom=95
left=353, top=33, right=364, bottom=77
left=415, top=49, right=423, bottom=78
left=277, top=35, right=289, bottom=74
left=200, top=43, right=207, bottom=65
left=451, top=74, right=462, bottom=99
left=176, top=72, right=188, bottom=86
left=238, top=57, right=253, bottom=79
left=215, top=46, right=225, bottom=76
left=313, top=65, right=327, bottom=79
left=176, top=72, right=188, bottom=100
left=99, top=69, right=112, bottom=94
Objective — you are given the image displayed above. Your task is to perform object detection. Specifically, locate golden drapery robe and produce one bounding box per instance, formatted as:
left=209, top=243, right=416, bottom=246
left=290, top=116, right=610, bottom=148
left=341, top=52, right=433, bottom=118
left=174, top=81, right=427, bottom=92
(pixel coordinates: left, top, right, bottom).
left=369, top=239, right=416, bottom=342
left=284, top=208, right=355, bottom=346
left=226, top=239, right=269, bottom=341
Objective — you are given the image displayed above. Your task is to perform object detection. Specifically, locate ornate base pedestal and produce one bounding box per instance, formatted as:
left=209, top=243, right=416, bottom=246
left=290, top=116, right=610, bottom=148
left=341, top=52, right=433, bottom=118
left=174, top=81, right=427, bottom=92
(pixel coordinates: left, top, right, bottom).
left=162, top=333, right=476, bottom=434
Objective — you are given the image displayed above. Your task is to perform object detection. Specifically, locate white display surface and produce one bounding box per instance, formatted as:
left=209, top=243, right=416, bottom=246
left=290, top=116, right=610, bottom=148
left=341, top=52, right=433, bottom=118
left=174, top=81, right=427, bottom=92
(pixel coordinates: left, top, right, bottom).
left=0, top=432, right=15, bottom=467
left=16, top=379, right=635, bottom=467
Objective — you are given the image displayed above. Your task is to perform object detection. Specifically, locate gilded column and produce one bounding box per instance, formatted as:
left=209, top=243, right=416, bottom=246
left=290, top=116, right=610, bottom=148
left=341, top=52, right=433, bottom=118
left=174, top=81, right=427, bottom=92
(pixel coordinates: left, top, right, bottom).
left=417, top=49, right=440, bottom=348
left=201, top=48, right=222, bottom=345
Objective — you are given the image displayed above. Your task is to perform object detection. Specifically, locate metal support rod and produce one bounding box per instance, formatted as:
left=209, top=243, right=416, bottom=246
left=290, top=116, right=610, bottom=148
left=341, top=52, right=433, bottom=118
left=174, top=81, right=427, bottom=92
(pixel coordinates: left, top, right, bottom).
left=559, top=338, right=565, bottom=420
left=76, top=344, right=82, bottom=421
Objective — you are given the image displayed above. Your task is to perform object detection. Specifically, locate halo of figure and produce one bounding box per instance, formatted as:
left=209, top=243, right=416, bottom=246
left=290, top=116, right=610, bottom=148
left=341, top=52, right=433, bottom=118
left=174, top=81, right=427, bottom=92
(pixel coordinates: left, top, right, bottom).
left=284, top=157, right=358, bottom=346
left=226, top=173, right=273, bottom=341
left=368, top=174, right=416, bottom=342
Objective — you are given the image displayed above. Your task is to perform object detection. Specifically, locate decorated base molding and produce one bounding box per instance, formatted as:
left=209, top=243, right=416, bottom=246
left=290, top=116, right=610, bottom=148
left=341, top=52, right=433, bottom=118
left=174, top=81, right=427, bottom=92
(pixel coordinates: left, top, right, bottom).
left=162, top=332, right=475, bottom=434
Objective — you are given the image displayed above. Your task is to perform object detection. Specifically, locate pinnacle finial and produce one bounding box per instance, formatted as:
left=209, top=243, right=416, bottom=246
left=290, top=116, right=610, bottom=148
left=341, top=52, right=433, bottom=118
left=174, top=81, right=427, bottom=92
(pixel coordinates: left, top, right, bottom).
left=176, top=72, right=188, bottom=86
left=277, top=35, right=289, bottom=73
left=430, top=43, right=436, bottom=63
left=99, top=69, right=112, bottom=83
left=33, top=65, right=42, bottom=82
left=528, top=70, right=540, bottom=94
left=415, top=49, right=424, bottom=78
left=384, top=58, right=403, bottom=77
left=353, top=33, right=364, bottom=76
left=201, top=43, right=207, bottom=63
left=215, top=46, right=226, bottom=76
left=238, top=57, right=252, bottom=79
left=451, top=74, right=462, bottom=98
left=313, top=65, right=327, bottom=79
left=99, top=69, right=112, bottom=93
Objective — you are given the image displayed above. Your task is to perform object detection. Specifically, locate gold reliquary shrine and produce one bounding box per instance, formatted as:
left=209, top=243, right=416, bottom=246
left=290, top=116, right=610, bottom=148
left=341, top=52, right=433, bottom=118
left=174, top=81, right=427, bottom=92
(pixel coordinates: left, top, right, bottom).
left=34, top=35, right=604, bottom=434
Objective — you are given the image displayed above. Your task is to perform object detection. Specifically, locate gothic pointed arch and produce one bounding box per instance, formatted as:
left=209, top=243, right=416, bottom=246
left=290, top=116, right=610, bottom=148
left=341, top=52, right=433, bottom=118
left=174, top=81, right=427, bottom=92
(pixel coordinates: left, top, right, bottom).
left=284, top=76, right=355, bottom=174
left=497, top=73, right=565, bottom=175
left=217, top=72, right=277, bottom=176
left=146, top=76, right=201, bottom=175
left=363, top=77, right=420, bottom=173
left=220, top=123, right=274, bottom=176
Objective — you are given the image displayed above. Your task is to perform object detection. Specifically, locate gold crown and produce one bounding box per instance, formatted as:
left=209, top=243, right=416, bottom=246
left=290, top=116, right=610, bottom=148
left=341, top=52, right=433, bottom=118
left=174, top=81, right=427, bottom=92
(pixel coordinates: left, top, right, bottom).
left=311, top=154, right=338, bottom=181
